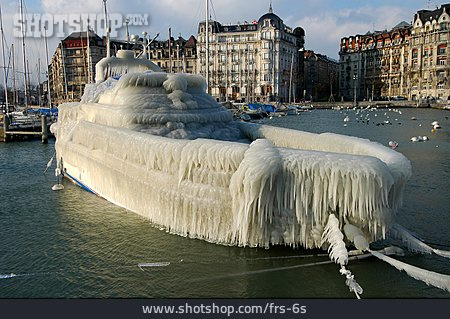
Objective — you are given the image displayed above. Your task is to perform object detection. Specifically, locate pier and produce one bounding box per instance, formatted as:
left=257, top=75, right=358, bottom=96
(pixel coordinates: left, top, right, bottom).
left=1, top=113, right=50, bottom=143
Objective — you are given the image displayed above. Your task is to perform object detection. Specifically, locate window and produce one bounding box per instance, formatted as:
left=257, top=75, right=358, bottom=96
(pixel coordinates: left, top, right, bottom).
left=438, top=45, right=446, bottom=55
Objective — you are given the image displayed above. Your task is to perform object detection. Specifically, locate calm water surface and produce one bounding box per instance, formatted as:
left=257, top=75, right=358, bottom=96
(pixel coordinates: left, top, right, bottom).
left=0, top=107, right=449, bottom=298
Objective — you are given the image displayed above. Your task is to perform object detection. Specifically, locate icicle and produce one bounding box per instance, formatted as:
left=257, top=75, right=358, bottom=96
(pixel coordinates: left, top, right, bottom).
left=390, top=224, right=450, bottom=259
left=44, top=152, right=55, bottom=174
left=369, top=249, right=450, bottom=292
left=138, top=262, right=170, bottom=271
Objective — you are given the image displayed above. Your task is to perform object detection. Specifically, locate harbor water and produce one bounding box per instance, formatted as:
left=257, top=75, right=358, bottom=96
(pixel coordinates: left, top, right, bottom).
left=0, top=107, right=449, bottom=298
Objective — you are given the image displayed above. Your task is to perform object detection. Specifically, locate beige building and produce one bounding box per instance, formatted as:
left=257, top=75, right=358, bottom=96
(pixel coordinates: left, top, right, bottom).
left=197, top=6, right=305, bottom=102
left=49, top=31, right=107, bottom=105
left=339, top=22, right=411, bottom=101
left=339, top=4, right=450, bottom=103
left=49, top=31, right=132, bottom=105
left=410, top=4, right=450, bottom=101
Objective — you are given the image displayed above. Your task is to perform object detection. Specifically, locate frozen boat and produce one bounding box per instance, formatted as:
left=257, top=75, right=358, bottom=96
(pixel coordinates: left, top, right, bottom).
left=52, top=50, right=450, bottom=296
left=51, top=50, right=411, bottom=249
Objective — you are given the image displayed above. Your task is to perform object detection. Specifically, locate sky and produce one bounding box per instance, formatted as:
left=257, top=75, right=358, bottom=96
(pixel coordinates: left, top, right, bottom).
left=0, top=0, right=443, bottom=84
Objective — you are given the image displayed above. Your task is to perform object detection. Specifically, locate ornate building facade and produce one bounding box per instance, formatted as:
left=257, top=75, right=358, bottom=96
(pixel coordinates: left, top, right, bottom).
left=410, top=4, right=450, bottom=101
left=339, top=22, right=411, bottom=101
left=197, top=6, right=305, bottom=102
left=339, top=4, right=450, bottom=102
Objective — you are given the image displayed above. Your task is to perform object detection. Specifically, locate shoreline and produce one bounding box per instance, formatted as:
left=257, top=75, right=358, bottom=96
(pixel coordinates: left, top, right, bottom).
left=308, top=101, right=450, bottom=110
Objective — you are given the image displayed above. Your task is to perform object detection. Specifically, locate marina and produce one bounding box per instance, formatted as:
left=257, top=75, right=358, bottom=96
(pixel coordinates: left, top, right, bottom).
left=0, top=107, right=448, bottom=298
left=0, top=0, right=450, bottom=304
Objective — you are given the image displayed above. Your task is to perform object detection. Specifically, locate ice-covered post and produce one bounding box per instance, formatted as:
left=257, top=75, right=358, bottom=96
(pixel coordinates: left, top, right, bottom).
left=2, top=113, right=9, bottom=142
left=41, top=115, right=48, bottom=144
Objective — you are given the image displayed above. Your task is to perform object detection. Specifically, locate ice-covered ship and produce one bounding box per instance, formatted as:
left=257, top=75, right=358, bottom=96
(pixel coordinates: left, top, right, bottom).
left=52, top=50, right=450, bottom=295
left=52, top=49, right=412, bottom=248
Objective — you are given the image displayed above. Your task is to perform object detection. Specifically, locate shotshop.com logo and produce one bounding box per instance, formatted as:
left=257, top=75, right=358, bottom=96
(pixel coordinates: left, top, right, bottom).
left=13, top=13, right=149, bottom=38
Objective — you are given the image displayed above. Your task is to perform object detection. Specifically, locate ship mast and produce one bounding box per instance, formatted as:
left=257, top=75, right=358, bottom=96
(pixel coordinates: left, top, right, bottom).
left=103, top=0, right=110, bottom=58
left=0, top=4, right=9, bottom=113
left=87, top=19, right=92, bottom=84
left=19, top=0, right=28, bottom=108
left=205, top=0, right=209, bottom=94
left=44, top=25, right=52, bottom=108
left=12, top=44, right=17, bottom=107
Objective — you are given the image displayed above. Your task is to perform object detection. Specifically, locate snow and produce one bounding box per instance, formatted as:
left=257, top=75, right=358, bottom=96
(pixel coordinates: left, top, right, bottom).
left=53, top=51, right=412, bottom=249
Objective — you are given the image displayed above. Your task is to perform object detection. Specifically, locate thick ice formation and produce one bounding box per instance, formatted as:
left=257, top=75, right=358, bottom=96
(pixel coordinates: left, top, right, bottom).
left=94, top=50, right=161, bottom=83
left=52, top=52, right=412, bottom=249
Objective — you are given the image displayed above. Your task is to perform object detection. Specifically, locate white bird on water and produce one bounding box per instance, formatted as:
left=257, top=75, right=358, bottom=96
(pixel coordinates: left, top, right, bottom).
left=388, top=141, right=398, bottom=149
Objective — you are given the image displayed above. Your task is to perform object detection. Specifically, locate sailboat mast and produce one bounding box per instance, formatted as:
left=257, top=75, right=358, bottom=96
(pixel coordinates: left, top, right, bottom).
left=0, top=4, right=9, bottom=113
left=37, top=58, right=41, bottom=107
left=87, top=19, right=92, bottom=84
left=12, top=44, right=17, bottom=107
left=169, top=28, right=172, bottom=73
left=60, top=41, right=68, bottom=101
left=44, top=26, right=52, bottom=108
left=205, top=0, right=209, bottom=94
left=103, top=0, right=110, bottom=58
left=26, top=59, right=31, bottom=103
left=19, top=0, right=28, bottom=108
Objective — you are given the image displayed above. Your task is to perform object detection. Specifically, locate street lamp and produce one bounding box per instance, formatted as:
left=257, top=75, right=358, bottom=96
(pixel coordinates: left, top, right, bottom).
left=353, top=73, right=357, bottom=106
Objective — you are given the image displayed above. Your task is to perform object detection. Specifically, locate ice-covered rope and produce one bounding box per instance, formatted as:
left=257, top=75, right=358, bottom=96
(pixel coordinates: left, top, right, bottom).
left=321, top=214, right=363, bottom=298
left=368, top=249, right=450, bottom=292
left=390, top=224, right=450, bottom=259
left=344, top=222, right=450, bottom=293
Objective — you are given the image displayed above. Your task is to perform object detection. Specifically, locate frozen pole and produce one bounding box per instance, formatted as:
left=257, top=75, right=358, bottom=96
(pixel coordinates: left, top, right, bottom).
left=44, top=26, right=52, bottom=109
left=103, top=0, right=110, bottom=58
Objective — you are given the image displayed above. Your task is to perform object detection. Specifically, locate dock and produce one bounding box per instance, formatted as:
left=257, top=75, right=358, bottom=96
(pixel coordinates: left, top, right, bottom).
left=1, top=113, right=51, bottom=143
